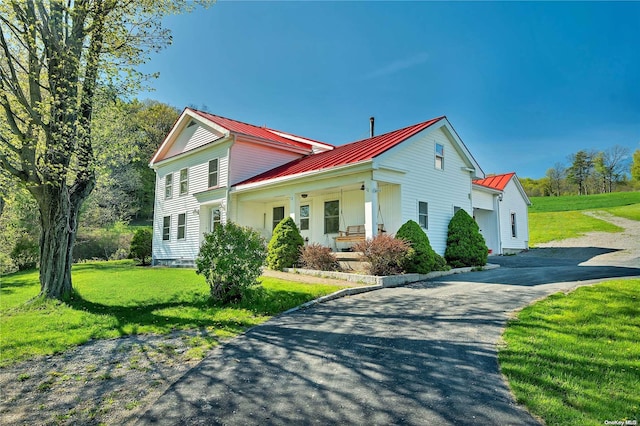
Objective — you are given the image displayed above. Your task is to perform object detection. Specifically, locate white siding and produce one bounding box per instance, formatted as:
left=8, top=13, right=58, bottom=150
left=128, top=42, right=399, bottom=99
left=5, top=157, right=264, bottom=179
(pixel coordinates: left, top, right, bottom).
left=500, top=179, right=530, bottom=251
left=152, top=143, right=230, bottom=264
left=165, top=123, right=223, bottom=158
left=377, top=126, right=474, bottom=255
left=229, top=139, right=304, bottom=185
left=472, top=189, right=495, bottom=211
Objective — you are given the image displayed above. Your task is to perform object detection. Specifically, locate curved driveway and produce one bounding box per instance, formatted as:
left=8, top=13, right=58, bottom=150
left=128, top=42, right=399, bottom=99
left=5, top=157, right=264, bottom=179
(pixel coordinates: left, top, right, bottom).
left=138, top=248, right=639, bottom=425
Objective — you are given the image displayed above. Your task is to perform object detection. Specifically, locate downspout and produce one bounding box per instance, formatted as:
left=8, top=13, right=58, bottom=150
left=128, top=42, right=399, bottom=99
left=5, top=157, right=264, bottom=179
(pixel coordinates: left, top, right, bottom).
left=495, top=192, right=503, bottom=255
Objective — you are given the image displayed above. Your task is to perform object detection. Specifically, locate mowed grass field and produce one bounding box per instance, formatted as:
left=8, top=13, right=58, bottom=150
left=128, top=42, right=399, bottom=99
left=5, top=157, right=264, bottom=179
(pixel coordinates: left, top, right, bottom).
left=499, top=279, right=640, bottom=425
left=528, top=192, right=640, bottom=245
left=0, top=260, right=344, bottom=367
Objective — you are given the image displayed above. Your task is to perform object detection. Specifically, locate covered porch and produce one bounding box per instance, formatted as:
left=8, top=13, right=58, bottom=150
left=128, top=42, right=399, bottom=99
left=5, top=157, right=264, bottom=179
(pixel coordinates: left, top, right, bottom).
left=230, top=175, right=402, bottom=251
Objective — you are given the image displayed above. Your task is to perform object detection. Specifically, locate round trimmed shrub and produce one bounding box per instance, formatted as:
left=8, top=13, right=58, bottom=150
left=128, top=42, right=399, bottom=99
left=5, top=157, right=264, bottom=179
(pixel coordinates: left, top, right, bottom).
left=444, top=209, right=488, bottom=268
left=196, top=222, right=267, bottom=304
left=266, top=217, right=304, bottom=271
left=395, top=220, right=435, bottom=274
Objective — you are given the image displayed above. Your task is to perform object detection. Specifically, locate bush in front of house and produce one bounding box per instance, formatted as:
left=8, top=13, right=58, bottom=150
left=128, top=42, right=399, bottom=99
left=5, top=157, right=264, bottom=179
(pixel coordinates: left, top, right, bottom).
left=129, top=228, right=152, bottom=266
left=353, top=234, right=410, bottom=276
left=433, top=252, right=450, bottom=271
left=444, top=209, right=488, bottom=268
left=395, top=220, right=436, bottom=274
left=298, top=243, right=341, bottom=271
left=196, top=221, right=267, bottom=304
left=266, top=217, right=304, bottom=271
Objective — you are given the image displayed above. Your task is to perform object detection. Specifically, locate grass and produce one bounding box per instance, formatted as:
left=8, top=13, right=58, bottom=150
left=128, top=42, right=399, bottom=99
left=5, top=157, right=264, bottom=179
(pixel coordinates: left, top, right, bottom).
left=499, top=279, right=640, bottom=426
left=0, top=260, right=344, bottom=367
left=529, top=211, right=622, bottom=246
left=529, top=192, right=640, bottom=213
left=603, top=203, right=640, bottom=221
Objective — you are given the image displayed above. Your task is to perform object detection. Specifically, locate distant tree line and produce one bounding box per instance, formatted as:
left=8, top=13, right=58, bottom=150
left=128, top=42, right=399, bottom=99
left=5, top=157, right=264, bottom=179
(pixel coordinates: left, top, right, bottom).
left=519, top=146, right=640, bottom=197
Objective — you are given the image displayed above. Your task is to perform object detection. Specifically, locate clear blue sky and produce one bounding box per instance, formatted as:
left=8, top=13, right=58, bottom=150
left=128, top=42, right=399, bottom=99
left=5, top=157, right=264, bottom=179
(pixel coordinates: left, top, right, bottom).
left=138, top=1, right=640, bottom=179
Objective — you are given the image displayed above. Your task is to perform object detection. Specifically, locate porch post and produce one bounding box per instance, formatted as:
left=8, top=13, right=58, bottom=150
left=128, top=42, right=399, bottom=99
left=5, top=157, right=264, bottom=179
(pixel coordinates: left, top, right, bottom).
left=364, top=180, right=378, bottom=239
left=289, top=193, right=297, bottom=223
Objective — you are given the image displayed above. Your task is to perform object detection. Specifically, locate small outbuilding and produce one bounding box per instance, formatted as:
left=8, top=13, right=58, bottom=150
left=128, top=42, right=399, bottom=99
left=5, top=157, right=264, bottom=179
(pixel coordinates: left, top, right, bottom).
left=472, top=172, right=531, bottom=255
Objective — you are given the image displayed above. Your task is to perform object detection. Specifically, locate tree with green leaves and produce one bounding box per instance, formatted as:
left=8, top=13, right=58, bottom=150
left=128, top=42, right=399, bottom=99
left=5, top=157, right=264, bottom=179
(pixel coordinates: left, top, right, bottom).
left=129, top=228, right=152, bottom=266
left=0, top=1, right=209, bottom=300
left=566, top=150, right=594, bottom=195
left=631, top=149, right=640, bottom=183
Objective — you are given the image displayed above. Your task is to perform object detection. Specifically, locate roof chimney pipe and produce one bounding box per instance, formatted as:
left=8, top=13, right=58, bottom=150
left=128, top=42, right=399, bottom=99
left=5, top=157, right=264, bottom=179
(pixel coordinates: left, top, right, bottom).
left=369, top=116, right=375, bottom=138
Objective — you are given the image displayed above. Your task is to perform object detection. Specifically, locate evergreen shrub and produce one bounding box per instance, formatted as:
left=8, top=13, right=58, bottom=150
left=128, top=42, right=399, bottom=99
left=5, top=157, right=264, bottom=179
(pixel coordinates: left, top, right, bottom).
left=444, top=209, right=488, bottom=268
left=129, top=228, right=152, bottom=266
left=267, top=217, right=304, bottom=271
left=395, top=220, right=435, bottom=274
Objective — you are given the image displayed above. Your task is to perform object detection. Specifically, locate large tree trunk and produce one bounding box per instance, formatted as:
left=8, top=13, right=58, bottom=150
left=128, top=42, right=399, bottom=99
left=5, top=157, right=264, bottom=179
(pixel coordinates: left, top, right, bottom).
left=32, top=181, right=89, bottom=300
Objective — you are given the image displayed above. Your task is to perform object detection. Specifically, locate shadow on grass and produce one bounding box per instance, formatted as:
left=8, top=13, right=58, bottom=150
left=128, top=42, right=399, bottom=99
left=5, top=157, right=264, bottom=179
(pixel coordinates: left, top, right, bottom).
left=65, top=285, right=325, bottom=337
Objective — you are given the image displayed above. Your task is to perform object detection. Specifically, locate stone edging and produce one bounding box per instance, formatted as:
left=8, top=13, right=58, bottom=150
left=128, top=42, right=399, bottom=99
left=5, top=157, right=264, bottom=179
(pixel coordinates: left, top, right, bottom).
left=282, top=263, right=500, bottom=314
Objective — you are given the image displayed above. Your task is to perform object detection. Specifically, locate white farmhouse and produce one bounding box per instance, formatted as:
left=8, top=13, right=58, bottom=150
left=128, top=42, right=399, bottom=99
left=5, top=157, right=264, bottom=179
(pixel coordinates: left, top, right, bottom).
left=149, top=108, right=528, bottom=266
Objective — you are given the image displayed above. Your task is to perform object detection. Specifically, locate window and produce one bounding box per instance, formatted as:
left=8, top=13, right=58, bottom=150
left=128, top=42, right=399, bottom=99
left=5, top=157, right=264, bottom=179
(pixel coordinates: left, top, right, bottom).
left=272, top=206, right=285, bottom=230
left=511, top=212, right=517, bottom=238
left=454, top=206, right=462, bottom=214
left=324, top=200, right=339, bottom=234
left=165, top=174, right=173, bottom=199
left=211, top=208, right=221, bottom=231
left=208, top=159, right=219, bottom=188
left=300, top=205, right=309, bottom=230
left=418, top=201, right=428, bottom=229
left=177, top=213, right=186, bottom=239
left=179, top=168, right=188, bottom=195
left=435, top=143, right=444, bottom=170
left=162, top=216, right=171, bottom=241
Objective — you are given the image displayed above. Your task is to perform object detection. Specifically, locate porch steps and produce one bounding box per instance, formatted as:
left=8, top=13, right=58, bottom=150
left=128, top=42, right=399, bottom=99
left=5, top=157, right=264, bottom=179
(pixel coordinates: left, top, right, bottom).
left=334, top=251, right=368, bottom=272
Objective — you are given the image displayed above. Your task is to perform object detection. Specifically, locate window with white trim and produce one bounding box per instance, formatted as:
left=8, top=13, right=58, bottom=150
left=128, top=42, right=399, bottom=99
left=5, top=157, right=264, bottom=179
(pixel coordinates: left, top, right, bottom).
left=511, top=212, right=517, bottom=238
left=418, top=201, right=428, bottom=229
left=324, top=200, right=339, bottom=234
left=179, top=168, right=188, bottom=196
left=165, top=174, right=173, bottom=200
left=177, top=213, right=186, bottom=239
left=162, top=216, right=170, bottom=241
left=300, top=205, right=309, bottom=230
left=208, top=159, right=219, bottom=188
left=435, top=143, right=444, bottom=170
left=272, top=206, right=285, bottom=230
left=211, top=208, right=221, bottom=231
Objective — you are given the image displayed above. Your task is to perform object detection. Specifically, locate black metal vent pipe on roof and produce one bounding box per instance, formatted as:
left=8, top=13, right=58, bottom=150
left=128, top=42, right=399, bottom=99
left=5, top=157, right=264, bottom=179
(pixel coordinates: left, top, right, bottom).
left=370, top=116, right=375, bottom=138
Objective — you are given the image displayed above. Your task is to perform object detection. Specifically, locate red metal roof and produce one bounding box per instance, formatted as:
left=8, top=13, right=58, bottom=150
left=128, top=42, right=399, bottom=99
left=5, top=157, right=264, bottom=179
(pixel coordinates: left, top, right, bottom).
left=473, top=172, right=515, bottom=191
left=238, top=116, right=445, bottom=185
left=189, top=109, right=331, bottom=151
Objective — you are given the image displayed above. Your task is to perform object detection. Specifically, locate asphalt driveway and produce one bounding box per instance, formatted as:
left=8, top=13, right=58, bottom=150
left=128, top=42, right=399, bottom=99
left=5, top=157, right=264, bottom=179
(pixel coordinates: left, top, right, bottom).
left=138, top=248, right=639, bottom=425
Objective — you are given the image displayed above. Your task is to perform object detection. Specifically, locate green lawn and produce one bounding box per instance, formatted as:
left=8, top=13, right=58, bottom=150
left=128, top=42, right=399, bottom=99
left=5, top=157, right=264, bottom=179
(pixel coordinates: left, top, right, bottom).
left=0, top=260, right=344, bottom=367
left=499, top=279, right=640, bottom=426
left=529, top=211, right=622, bottom=246
left=529, top=192, right=640, bottom=213
left=603, top=203, right=640, bottom=221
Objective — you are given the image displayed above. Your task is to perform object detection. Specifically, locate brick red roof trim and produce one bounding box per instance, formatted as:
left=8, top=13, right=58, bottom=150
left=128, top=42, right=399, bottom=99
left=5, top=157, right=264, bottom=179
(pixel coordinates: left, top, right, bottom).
left=473, top=172, right=515, bottom=191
